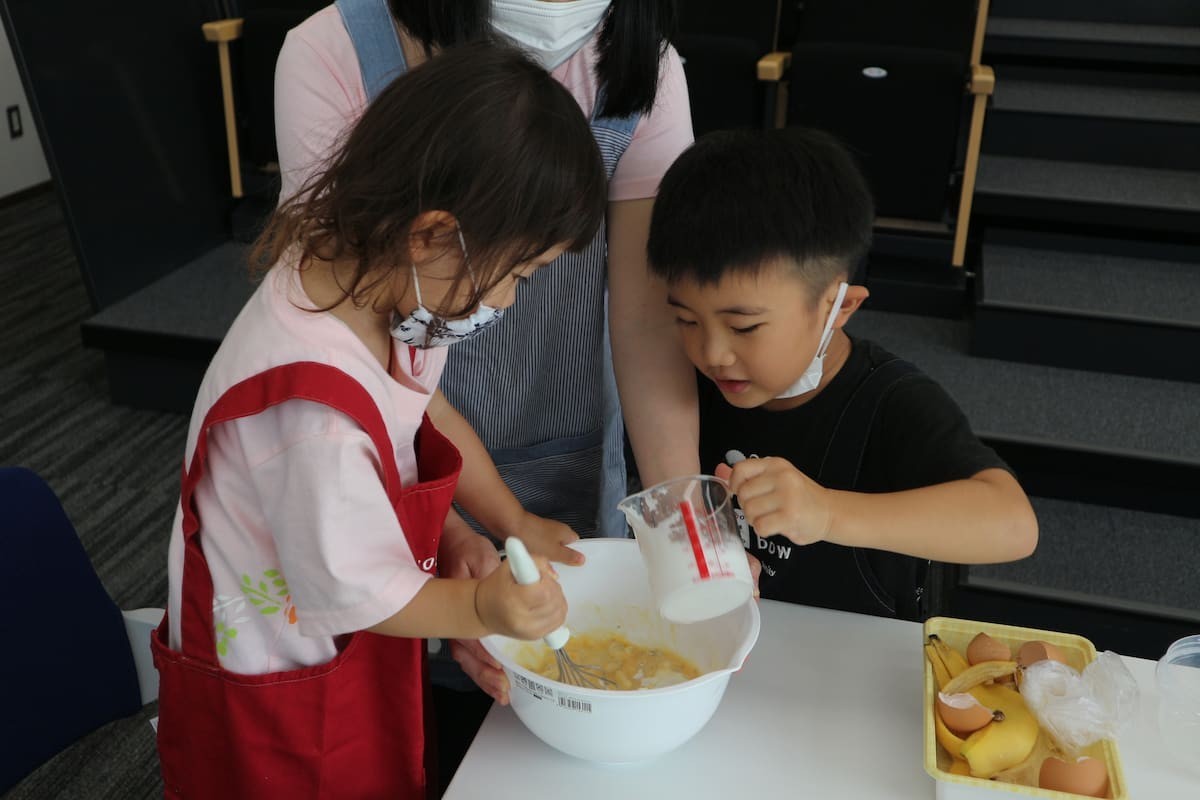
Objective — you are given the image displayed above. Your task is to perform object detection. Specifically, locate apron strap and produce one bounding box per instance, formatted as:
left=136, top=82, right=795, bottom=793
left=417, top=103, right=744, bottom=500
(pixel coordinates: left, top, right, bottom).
left=336, top=0, right=409, bottom=102
left=816, top=357, right=920, bottom=487
left=815, top=356, right=932, bottom=621
left=178, top=361, right=404, bottom=663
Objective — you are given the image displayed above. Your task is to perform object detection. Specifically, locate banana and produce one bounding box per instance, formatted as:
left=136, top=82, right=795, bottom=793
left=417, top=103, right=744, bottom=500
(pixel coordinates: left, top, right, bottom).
left=926, top=635, right=1034, bottom=776
left=949, top=758, right=972, bottom=776
left=926, top=638, right=972, bottom=760
left=943, top=660, right=1019, bottom=695
left=934, top=704, right=967, bottom=758
left=991, top=729, right=1058, bottom=787
left=958, top=683, right=1041, bottom=779
left=928, top=634, right=970, bottom=677
left=925, top=642, right=953, bottom=691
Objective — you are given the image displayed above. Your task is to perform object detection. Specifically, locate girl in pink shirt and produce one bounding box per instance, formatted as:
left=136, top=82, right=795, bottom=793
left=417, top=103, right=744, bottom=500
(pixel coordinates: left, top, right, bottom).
left=153, top=43, right=606, bottom=799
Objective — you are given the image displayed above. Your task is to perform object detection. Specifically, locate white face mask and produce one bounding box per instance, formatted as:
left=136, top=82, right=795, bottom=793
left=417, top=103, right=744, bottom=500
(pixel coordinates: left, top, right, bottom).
left=775, top=282, right=849, bottom=399
left=389, top=230, right=504, bottom=349
left=491, top=0, right=612, bottom=70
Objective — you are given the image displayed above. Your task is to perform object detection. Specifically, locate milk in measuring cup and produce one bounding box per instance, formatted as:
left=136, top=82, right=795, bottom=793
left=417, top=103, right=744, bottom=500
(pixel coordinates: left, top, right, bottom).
left=620, top=476, right=753, bottom=624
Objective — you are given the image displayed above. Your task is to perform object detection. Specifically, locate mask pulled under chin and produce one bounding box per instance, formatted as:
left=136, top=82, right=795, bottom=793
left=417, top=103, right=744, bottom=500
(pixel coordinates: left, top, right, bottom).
left=491, top=0, right=612, bottom=71
left=775, top=282, right=849, bottom=399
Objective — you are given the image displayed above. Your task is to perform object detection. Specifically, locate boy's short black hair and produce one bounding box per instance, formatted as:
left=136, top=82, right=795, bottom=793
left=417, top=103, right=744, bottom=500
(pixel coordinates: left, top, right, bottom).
left=648, top=127, right=874, bottom=298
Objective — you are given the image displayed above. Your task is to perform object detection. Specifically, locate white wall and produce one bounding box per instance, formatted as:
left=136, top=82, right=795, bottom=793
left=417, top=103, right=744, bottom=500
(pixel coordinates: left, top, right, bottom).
left=0, top=20, right=49, bottom=199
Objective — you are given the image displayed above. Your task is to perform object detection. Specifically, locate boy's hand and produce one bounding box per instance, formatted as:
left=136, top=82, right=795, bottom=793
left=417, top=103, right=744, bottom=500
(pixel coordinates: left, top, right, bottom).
left=722, top=457, right=834, bottom=546
left=474, top=553, right=567, bottom=641
left=510, top=511, right=584, bottom=566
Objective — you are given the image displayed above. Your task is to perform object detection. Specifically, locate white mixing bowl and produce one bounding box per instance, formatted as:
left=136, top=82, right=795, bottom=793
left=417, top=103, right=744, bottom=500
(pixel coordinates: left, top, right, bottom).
left=480, top=538, right=760, bottom=764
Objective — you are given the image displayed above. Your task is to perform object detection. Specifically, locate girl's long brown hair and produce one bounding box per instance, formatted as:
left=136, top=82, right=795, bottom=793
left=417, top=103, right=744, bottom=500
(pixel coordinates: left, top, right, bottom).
left=254, top=42, right=607, bottom=317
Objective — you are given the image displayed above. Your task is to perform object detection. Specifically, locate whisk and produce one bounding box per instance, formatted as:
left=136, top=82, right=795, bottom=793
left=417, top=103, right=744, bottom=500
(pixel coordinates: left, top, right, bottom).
left=503, top=537, right=615, bottom=690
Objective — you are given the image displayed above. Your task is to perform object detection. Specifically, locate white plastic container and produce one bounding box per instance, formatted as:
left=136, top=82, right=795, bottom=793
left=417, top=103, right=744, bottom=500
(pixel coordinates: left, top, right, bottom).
left=480, top=538, right=760, bottom=764
left=618, top=475, right=753, bottom=623
left=1156, top=634, right=1200, bottom=773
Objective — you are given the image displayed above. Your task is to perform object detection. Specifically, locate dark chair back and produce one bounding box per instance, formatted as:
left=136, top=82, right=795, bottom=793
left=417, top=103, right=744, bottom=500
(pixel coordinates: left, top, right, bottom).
left=795, top=0, right=977, bottom=57
left=237, top=2, right=327, bottom=168
left=675, top=0, right=782, bottom=134
left=787, top=44, right=967, bottom=220
left=784, top=0, right=980, bottom=221
left=0, top=468, right=142, bottom=793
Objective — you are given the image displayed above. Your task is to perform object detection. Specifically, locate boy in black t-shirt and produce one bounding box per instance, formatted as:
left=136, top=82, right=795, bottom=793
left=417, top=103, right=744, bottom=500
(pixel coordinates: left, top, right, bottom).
left=646, top=128, right=1038, bottom=619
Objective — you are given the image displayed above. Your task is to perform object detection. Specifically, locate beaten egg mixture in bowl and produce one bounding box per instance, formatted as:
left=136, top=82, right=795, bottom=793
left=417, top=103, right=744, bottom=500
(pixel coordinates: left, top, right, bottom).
left=516, top=631, right=701, bottom=691
left=480, top=539, right=760, bottom=764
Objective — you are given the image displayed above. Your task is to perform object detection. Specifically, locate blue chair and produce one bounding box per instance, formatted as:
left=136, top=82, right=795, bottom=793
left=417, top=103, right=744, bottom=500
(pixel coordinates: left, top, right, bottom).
left=0, top=467, right=163, bottom=793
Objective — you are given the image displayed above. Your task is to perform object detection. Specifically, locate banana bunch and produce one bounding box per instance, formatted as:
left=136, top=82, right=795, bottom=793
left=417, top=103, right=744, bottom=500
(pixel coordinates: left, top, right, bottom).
left=925, top=635, right=1041, bottom=779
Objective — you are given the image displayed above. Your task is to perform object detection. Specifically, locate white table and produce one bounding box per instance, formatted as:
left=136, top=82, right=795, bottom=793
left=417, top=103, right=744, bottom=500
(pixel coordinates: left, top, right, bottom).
left=444, top=601, right=1198, bottom=799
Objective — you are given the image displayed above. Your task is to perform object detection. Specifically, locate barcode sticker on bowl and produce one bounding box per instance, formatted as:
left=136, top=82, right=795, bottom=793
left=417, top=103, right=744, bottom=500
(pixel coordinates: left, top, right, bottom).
left=557, top=694, right=592, bottom=714
left=514, top=672, right=555, bottom=701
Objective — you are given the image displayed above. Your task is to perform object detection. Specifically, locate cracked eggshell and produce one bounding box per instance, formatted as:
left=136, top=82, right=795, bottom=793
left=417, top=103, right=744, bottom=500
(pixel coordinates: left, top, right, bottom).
left=936, top=691, right=995, bottom=736
left=967, top=632, right=1012, bottom=665
left=1039, top=756, right=1110, bottom=797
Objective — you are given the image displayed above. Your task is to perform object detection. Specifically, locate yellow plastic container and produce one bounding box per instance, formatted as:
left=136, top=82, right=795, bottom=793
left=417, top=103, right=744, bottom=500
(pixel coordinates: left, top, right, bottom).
left=923, top=616, right=1128, bottom=800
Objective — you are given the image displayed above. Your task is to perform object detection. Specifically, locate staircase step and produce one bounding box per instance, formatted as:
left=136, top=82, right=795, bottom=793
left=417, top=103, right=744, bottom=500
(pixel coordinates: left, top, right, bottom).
left=985, top=76, right=1200, bottom=170
left=995, top=77, right=1200, bottom=124
left=985, top=17, right=1200, bottom=67
left=846, top=309, right=1200, bottom=514
left=991, top=0, right=1200, bottom=28
left=974, top=155, right=1200, bottom=233
left=974, top=237, right=1200, bottom=381
left=980, top=240, right=1199, bottom=325
left=80, top=242, right=253, bottom=411
left=969, top=497, right=1200, bottom=621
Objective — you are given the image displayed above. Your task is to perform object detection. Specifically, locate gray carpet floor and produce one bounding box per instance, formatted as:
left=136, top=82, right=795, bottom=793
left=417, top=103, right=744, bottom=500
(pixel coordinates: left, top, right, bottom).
left=2, top=188, right=178, bottom=799
left=0, top=188, right=185, bottom=612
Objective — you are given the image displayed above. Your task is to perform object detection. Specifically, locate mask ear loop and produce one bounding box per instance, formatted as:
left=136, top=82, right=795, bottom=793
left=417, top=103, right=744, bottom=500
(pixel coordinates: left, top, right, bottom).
left=408, top=265, right=426, bottom=309
left=456, top=226, right=481, bottom=292
left=411, top=225, right=472, bottom=342
left=814, top=282, right=849, bottom=361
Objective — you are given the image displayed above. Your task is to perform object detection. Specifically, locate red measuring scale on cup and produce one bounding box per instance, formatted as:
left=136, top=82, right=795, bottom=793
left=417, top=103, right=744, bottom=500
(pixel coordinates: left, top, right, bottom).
left=620, top=476, right=754, bottom=624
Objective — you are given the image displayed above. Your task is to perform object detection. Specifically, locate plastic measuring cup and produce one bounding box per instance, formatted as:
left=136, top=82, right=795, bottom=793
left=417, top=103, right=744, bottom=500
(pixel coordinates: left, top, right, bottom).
left=1157, top=634, right=1200, bottom=772
left=618, top=475, right=753, bottom=624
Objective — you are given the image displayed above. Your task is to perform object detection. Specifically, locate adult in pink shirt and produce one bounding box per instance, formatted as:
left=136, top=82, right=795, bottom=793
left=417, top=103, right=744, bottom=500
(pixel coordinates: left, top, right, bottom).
left=275, top=2, right=700, bottom=549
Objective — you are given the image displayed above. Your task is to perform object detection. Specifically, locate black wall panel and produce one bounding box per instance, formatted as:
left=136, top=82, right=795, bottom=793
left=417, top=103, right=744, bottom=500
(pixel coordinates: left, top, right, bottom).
left=2, top=0, right=232, bottom=309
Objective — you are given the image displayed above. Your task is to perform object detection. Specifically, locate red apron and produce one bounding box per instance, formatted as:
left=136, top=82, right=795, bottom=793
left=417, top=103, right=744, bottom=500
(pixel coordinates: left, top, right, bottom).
left=151, top=361, right=462, bottom=799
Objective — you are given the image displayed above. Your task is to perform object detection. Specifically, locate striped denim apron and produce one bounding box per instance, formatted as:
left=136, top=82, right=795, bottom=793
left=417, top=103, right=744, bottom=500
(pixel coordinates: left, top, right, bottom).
left=338, top=0, right=640, bottom=541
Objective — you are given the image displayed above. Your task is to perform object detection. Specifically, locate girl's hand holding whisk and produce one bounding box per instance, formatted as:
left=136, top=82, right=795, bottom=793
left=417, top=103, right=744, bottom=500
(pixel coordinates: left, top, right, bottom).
left=474, top=553, right=566, bottom=641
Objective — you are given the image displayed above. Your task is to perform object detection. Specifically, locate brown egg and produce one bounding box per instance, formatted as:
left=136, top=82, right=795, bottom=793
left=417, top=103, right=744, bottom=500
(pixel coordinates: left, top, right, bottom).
left=1017, top=640, right=1068, bottom=668
left=936, top=691, right=996, bottom=736
left=967, top=632, right=1012, bottom=665
left=1039, top=756, right=1109, bottom=797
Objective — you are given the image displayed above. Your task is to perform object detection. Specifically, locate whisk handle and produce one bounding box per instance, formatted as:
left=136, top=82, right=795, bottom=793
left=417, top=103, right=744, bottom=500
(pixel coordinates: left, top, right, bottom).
left=504, top=537, right=571, bottom=651
left=504, top=537, right=541, bottom=586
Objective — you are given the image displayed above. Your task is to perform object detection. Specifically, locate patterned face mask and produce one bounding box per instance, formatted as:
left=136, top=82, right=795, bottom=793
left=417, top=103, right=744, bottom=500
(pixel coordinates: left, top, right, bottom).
left=389, top=229, right=504, bottom=349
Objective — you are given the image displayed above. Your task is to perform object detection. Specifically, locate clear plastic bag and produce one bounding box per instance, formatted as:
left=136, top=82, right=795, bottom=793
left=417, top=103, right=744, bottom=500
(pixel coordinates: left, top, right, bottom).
left=1019, top=651, right=1139, bottom=755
